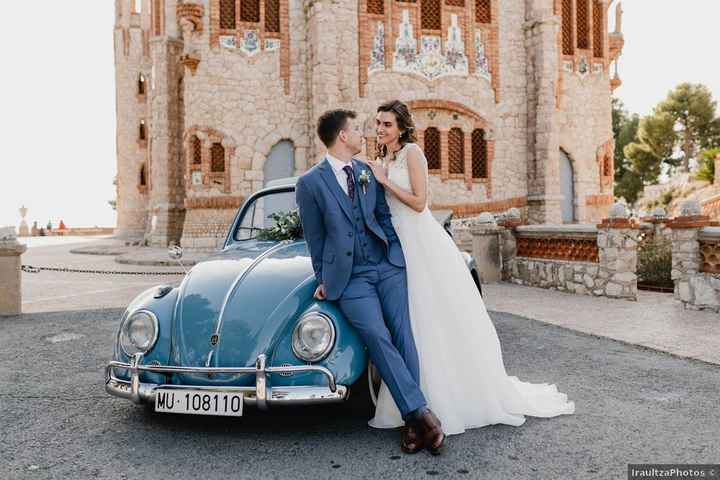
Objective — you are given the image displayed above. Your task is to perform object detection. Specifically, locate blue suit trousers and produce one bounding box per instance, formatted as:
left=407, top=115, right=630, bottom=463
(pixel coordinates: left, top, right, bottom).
left=337, top=258, right=427, bottom=418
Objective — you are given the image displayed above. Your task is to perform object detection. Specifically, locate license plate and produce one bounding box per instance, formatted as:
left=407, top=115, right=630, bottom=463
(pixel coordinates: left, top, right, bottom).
left=154, top=389, right=244, bottom=417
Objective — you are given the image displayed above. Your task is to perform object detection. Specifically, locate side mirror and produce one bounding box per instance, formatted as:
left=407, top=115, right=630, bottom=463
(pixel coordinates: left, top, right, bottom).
left=168, top=245, right=183, bottom=260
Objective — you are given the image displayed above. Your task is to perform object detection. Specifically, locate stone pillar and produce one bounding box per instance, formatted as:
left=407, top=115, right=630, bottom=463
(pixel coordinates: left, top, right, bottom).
left=0, top=229, right=27, bottom=316
left=497, top=208, right=523, bottom=281
left=469, top=213, right=502, bottom=284
left=596, top=203, right=639, bottom=300
left=715, top=153, right=720, bottom=186
left=667, top=201, right=717, bottom=309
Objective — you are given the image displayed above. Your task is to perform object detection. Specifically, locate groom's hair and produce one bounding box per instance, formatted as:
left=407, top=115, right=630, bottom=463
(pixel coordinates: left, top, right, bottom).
left=317, top=109, right=357, bottom=148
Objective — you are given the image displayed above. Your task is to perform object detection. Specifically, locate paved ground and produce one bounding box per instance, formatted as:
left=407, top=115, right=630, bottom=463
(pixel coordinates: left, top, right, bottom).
left=19, top=239, right=186, bottom=314
left=3, top=237, right=719, bottom=479
left=2, top=307, right=718, bottom=480
left=483, top=284, right=720, bottom=366
left=18, top=237, right=720, bottom=366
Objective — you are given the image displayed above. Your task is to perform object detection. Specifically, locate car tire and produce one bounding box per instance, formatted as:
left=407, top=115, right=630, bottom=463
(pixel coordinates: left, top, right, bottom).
left=347, top=362, right=381, bottom=417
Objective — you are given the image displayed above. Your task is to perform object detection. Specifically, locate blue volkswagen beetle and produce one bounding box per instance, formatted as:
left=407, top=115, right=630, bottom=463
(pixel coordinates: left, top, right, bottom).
left=106, top=177, right=482, bottom=417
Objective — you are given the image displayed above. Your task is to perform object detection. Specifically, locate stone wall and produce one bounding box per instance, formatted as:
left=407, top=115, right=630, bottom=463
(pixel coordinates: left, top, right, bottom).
left=499, top=220, right=638, bottom=300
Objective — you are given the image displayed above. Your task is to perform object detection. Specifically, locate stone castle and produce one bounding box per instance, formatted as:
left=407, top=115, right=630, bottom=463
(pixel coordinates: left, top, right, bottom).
left=114, top=0, right=625, bottom=247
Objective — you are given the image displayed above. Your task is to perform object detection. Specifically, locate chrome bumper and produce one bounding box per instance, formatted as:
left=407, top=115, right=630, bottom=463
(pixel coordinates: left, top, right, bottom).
left=105, top=353, right=348, bottom=410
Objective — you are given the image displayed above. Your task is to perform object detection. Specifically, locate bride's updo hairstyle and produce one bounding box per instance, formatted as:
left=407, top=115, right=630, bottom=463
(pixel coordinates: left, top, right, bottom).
left=376, top=99, right=418, bottom=159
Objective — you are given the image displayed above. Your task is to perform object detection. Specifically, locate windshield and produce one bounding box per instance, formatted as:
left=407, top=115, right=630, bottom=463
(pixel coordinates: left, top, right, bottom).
left=234, top=189, right=298, bottom=241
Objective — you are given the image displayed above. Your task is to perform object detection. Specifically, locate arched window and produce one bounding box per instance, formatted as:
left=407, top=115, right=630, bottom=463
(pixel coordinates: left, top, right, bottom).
left=133, top=0, right=142, bottom=14
left=448, top=128, right=465, bottom=175
left=139, top=164, right=147, bottom=186
left=211, top=143, right=225, bottom=172
left=476, top=0, right=491, bottom=23
left=367, top=0, right=383, bottom=15
left=220, top=0, right=236, bottom=29
left=138, top=74, right=146, bottom=95
left=471, top=129, right=487, bottom=178
left=424, top=127, right=441, bottom=171
left=265, top=0, right=280, bottom=33
left=421, top=0, right=441, bottom=31
left=561, top=0, right=574, bottom=55
left=264, top=140, right=295, bottom=186
left=191, top=135, right=202, bottom=165
left=139, top=120, right=147, bottom=141
left=592, top=0, right=604, bottom=58
left=240, top=0, right=260, bottom=22
left=576, top=0, right=590, bottom=50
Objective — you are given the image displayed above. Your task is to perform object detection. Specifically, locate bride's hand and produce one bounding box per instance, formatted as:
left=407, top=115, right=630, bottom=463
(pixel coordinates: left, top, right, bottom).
left=366, top=159, right=388, bottom=185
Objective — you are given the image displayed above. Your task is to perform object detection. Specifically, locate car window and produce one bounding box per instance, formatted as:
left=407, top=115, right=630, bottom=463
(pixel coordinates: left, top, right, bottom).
left=234, top=189, right=297, bottom=240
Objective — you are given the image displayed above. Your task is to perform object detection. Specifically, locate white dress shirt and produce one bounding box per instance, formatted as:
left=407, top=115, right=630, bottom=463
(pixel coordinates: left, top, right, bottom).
left=325, top=153, right=354, bottom=197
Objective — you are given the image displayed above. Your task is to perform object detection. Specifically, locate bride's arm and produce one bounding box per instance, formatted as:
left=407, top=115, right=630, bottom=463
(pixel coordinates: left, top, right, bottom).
left=369, top=146, right=427, bottom=213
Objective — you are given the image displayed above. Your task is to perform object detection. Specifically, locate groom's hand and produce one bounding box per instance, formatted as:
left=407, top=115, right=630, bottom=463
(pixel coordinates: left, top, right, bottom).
left=314, top=284, right=327, bottom=300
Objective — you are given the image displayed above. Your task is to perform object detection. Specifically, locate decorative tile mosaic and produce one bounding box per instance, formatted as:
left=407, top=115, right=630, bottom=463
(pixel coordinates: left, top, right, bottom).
left=369, top=22, right=385, bottom=73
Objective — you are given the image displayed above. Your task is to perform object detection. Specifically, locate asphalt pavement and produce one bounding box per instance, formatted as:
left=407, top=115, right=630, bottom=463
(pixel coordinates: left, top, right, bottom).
left=1, top=307, right=718, bottom=480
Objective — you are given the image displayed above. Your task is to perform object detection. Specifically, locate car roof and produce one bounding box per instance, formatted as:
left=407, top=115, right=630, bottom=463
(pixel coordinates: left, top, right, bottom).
left=264, top=176, right=300, bottom=188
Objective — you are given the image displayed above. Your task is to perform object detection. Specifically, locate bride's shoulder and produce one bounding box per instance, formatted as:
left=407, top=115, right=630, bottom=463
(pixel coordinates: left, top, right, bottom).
left=403, top=143, right=426, bottom=162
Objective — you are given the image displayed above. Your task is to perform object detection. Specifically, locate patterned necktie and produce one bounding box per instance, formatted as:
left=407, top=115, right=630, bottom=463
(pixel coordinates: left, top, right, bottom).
left=342, top=165, right=355, bottom=200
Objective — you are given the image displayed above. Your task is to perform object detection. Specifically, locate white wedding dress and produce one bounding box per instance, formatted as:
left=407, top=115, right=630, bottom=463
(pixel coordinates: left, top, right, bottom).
left=368, top=143, right=575, bottom=435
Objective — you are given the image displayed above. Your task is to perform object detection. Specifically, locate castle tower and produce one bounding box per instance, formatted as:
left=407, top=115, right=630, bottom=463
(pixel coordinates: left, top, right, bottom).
left=114, top=0, right=153, bottom=239
left=113, top=0, right=623, bottom=246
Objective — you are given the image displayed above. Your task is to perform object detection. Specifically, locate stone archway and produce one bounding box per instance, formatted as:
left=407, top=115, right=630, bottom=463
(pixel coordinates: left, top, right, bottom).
left=263, top=140, right=295, bottom=187
left=560, top=149, right=576, bottom=223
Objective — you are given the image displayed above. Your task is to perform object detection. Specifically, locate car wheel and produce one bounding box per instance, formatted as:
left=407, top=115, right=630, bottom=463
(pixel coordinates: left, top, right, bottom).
left=347, top=361, right=381, bottom=417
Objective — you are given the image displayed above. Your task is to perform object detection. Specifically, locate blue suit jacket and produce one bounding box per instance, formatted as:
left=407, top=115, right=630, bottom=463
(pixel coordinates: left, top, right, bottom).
left=295, top=157, right=406, bottom=301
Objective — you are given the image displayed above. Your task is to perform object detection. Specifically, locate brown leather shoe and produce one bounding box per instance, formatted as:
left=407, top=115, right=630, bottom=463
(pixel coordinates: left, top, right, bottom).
left=416, top=408, right=445, bottom=455
left=400, top=424, right=424, bottom=454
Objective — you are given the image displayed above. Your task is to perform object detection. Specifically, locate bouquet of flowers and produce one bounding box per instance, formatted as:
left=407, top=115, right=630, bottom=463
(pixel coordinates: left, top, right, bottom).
left=256, top=209, right=304, bottom=241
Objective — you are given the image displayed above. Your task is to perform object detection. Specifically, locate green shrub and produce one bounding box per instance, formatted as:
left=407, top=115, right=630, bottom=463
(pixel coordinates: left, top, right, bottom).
left=695, top=147, right=720, bottom=183
left=637, top=235, right=673, bottom=289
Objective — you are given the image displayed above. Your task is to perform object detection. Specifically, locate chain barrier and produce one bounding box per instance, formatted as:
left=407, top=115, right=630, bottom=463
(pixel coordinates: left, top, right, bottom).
left=21, top=265, right=185, bottom=276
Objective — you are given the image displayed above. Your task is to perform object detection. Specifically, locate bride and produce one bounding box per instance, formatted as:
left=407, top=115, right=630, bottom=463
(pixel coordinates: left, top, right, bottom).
left=363, top=100, right=575, bottom=435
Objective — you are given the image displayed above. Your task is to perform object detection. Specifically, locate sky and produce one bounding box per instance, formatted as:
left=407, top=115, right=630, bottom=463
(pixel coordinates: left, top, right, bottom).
left=1, top=0, right=719, bottom=230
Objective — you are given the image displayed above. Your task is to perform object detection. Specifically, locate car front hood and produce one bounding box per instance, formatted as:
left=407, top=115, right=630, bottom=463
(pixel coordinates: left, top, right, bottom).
left=170, top=240, right=314, bottom=384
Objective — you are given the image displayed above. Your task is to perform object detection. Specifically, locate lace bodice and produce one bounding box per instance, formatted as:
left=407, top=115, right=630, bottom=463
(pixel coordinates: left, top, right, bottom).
left=382, top=143, right=429, bottom=214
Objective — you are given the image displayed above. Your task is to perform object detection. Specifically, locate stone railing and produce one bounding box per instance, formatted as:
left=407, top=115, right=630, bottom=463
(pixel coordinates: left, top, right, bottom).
left=459, top=203, right=640, bottom=300
left=449, top=200, right=720, bottom=308
left=701, top=193, right=720, bottom=220
left=500, top=220, right=638, bottom=300
left=669, top=202, right=720, bottom=312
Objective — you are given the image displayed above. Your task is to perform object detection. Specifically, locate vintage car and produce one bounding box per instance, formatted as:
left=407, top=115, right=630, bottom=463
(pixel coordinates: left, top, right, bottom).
left=105, top=177, right=482, bottom=417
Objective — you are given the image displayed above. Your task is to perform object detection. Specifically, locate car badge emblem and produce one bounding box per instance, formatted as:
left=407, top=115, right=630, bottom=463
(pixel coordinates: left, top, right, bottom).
left=210, top=334, right=219, bottom=346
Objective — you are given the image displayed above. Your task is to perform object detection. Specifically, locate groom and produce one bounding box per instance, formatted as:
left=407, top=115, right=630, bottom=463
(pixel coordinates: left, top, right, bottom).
left=295, top=109, right=445, bottom=454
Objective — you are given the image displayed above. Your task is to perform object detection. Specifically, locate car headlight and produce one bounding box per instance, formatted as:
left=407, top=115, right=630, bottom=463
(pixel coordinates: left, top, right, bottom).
left=119, top=309, right=159, bottom=356
left=292, top=312, right=336, bottom=363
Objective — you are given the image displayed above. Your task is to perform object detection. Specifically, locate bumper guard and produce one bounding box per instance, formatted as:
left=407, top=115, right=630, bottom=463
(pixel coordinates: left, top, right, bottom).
left=105, top=353, right=347, bottom=410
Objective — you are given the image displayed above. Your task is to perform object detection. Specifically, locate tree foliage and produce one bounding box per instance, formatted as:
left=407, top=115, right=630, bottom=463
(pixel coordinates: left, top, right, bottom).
left=695, top=147, right=720, bottom=183
left=612, top=98, right=642, bottom=204
left=615, top=84, right=720, bottom=205
left=641, top=83, right=718, bottom=171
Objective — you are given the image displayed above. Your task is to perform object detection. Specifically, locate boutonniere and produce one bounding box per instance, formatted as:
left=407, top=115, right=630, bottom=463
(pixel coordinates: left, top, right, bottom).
left=358, top=169, right=371, bottom=194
